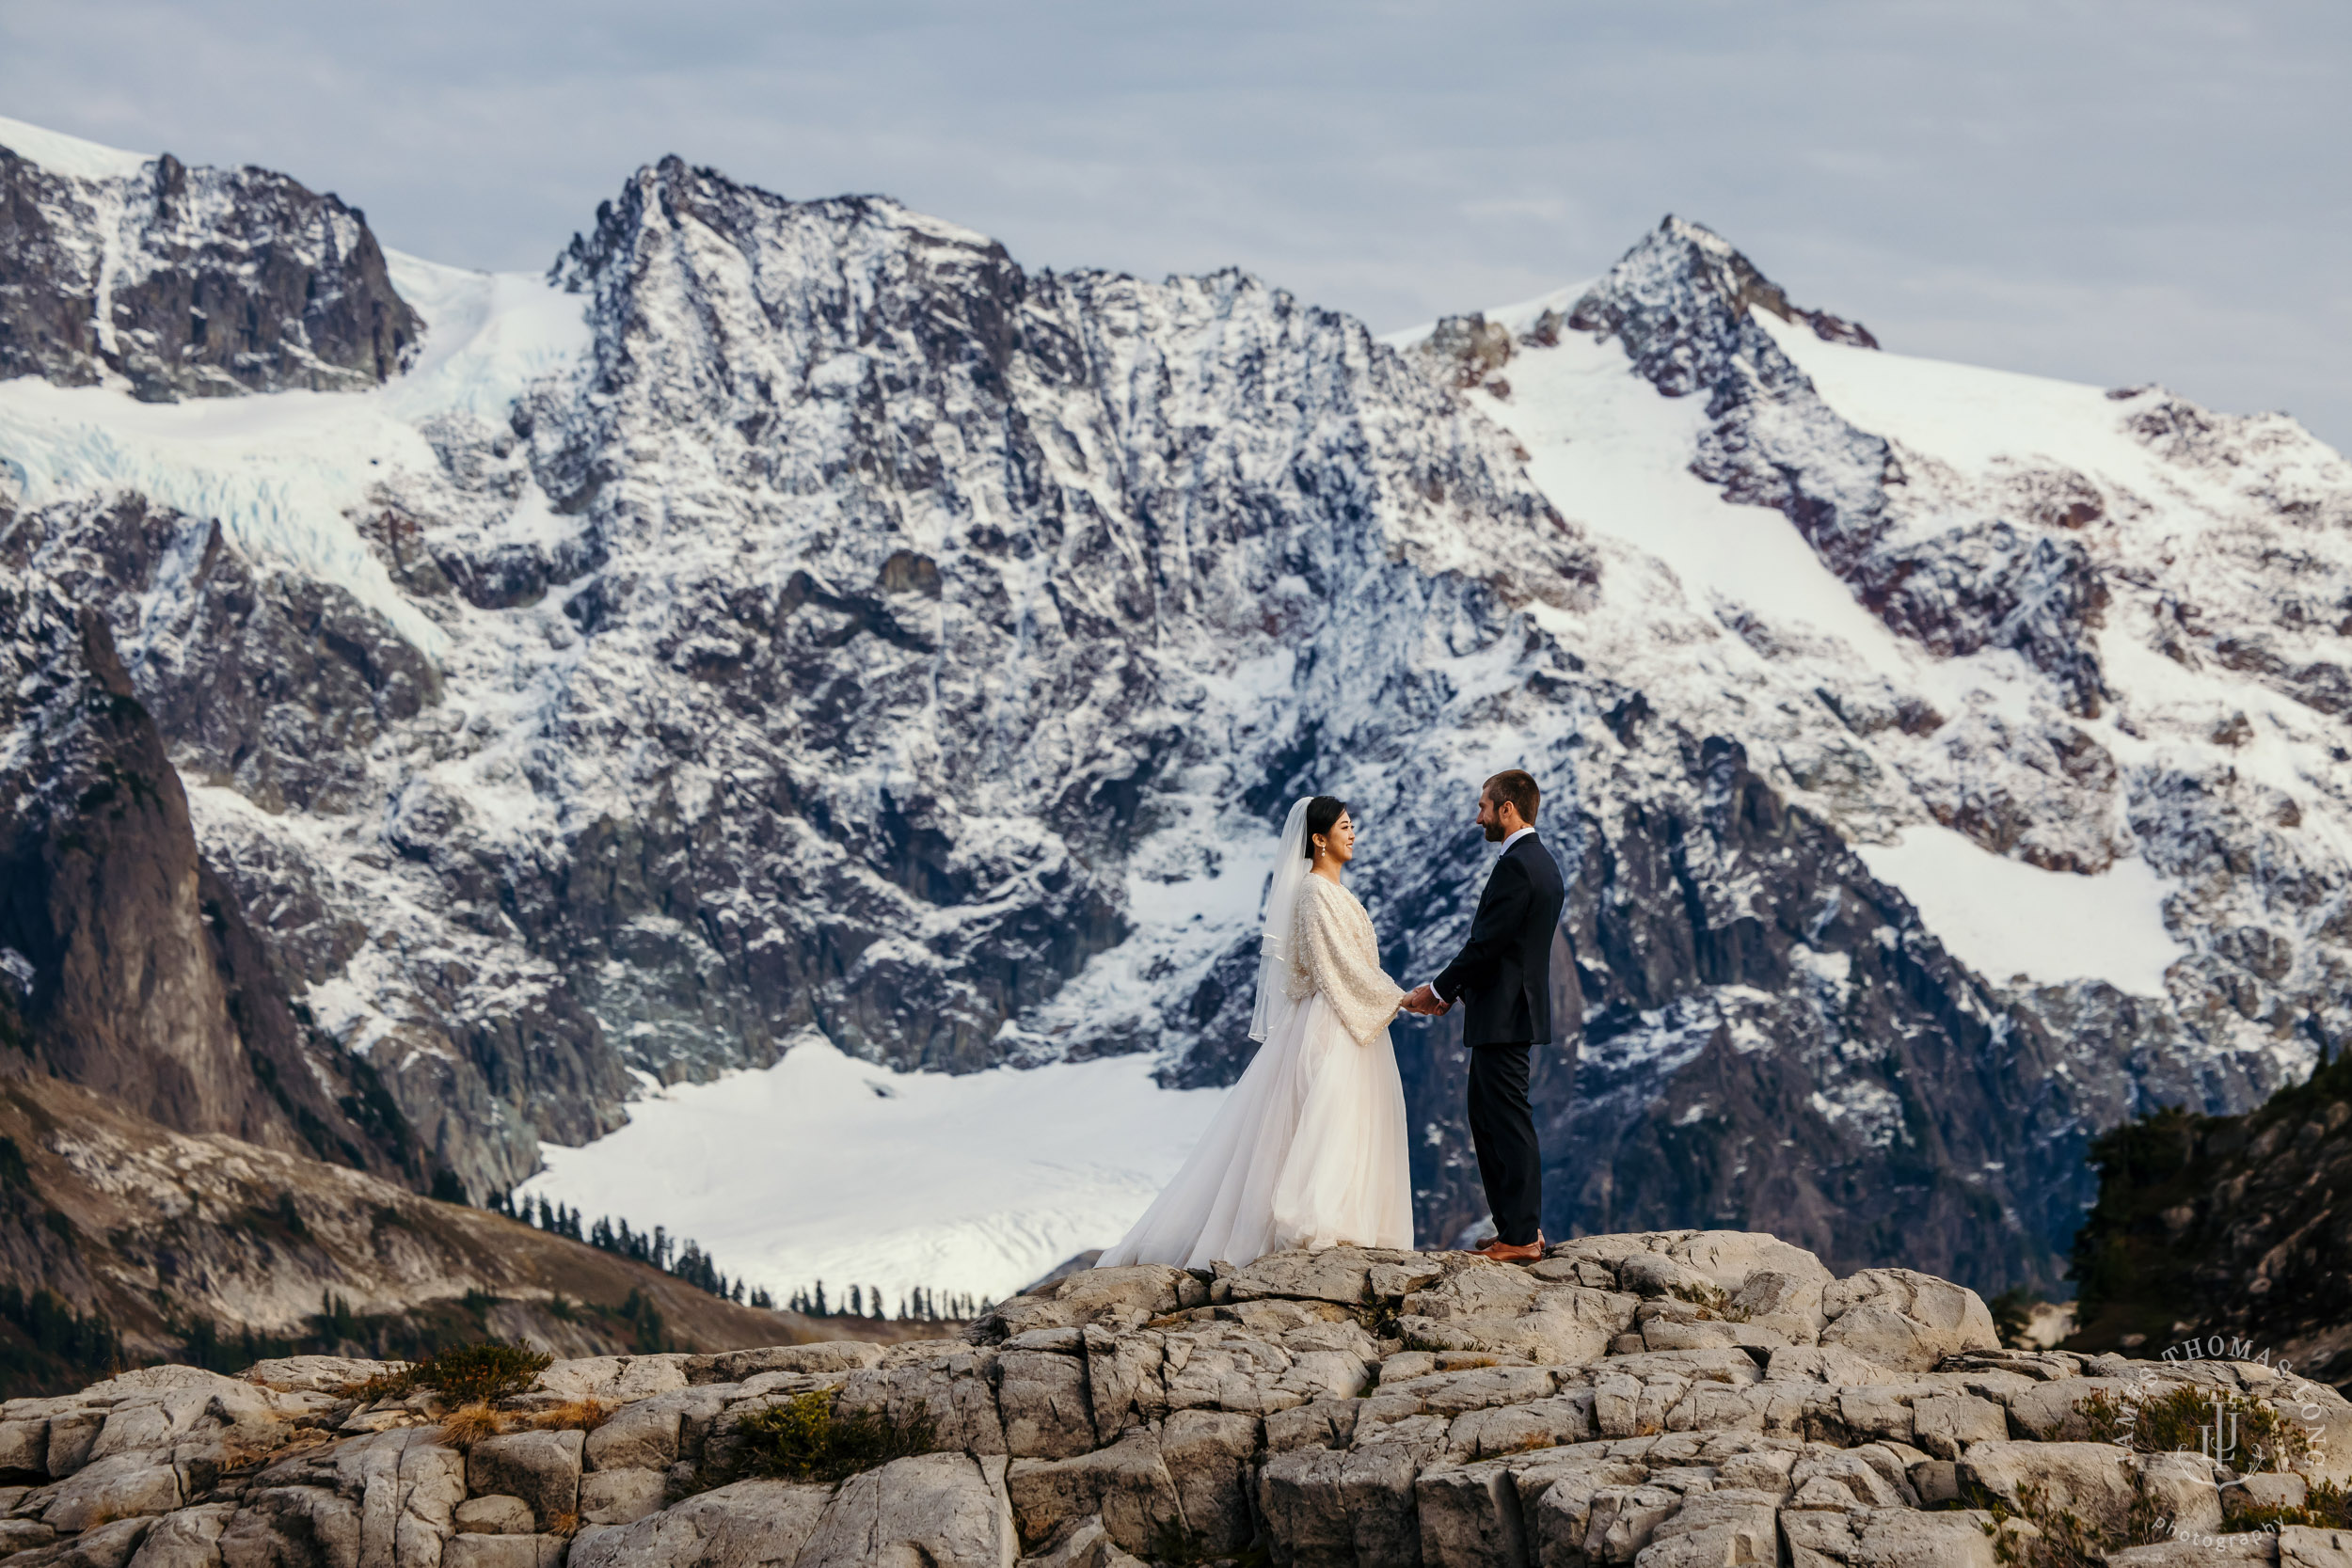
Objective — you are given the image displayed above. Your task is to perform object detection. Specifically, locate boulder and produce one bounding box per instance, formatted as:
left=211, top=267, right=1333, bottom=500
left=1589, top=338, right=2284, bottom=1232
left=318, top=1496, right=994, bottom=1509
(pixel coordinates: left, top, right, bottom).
left=2280, top=1526, right=2352, bottom=1567
left=40, top=1454, right=183, bottom=1531
left=0, top=1418, right=51, bottom=1481
left=1264, top=1400, right=1360, bottom=1455
left=1445, top=1393, right=1597, bottom=1459
left=1668, top=1231, right=1834, bottom=1291
left=1257, top=1433, right=1435, bottom=1568
left=1227, top=1249, right=1391, bottom=1307
left=215, top=1486, right=364, bottom=1568
left=455, top=1495, right=539, bottom=1535
left=2239, top=1471, right=2311, bottom=1513
left=584, top=1390, right=715, bottom=1472
left=119, top=1502, right=231, bottom=1568
left=1159, top=1410, right=1260, bottom=1555
left=1080, top=1327, right=1168, bottom=1446
left=1007, top=1431, right=1184, bottom=1556
left=688, top=1342, right=886, bottom=1383
left=997, top=1349, right=1097, bottom=1459
left=1414, top=1459, right=1530, bottom=1568
left=580, top=1467, right=669, bottom=1526
left=1619, top=1253, right=1728, bottom=1304
left=1631, top=1485, right=1779, bottom=1567
left=836, top=1346, right=1008, bottom=1454
left=331, top=1426, right=465, bottom=1564
left=1909, top=1393, right=2008, bottom=1459
left=465, top=1429, right=583, bottom=1528
left=45, top=1410, right=103, bottom=1478
left=243, top=1356, right=405, bottom=1395
left=0, top=1520, right=58, bottom=1555
left=13, top=1515, right=152, bottom=1568
left=1781, top=1504, right=2001, bottom=1566
left=2005, top=1375, right=2154, bottom=1440
left=568, top=1478, right=833, bottom=1568
left=1159, top=1331, right=1304, bottom=1416
left=1524, top=1456, right=1657, bottom=1560
left=793, top=1451, right=1017, bottom=1568
left=1820, top=1270, right=1999, bottom=1372
left=440, top=1536, right=568, bottom=1568
left=535, top=1354, right=692, bottom=1404
left=1960, top=1439, right=2137, bottom=1526
left=1397, top=1283, right=1631, bottom=1367
left=1728, top=1270, right=1830, bottom=1344
left=2136, top=1450, right=2223, bottom=1536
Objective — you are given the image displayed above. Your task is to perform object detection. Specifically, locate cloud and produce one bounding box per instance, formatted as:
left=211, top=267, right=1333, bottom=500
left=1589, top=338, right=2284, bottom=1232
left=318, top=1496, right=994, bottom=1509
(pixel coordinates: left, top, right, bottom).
left=2, top=0, right=2346, bottom=447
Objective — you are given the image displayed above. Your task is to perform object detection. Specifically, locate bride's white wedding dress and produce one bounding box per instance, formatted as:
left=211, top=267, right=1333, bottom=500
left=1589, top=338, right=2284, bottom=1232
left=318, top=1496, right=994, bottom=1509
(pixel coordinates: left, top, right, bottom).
left=1101, top=805, right=1413, bottom=1269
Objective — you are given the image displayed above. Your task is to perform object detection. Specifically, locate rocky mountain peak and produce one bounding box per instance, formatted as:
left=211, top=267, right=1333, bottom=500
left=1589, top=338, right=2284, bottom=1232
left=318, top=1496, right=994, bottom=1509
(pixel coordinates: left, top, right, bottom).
left=1565, top=214, right=1877, bottom=402
left=0, top=130, right=420, bottom=402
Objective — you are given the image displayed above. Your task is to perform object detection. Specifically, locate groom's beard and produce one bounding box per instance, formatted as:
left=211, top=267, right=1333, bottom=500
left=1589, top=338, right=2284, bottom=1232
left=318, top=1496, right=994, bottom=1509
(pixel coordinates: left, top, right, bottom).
left=1483, top=820, right=1504, bottom=843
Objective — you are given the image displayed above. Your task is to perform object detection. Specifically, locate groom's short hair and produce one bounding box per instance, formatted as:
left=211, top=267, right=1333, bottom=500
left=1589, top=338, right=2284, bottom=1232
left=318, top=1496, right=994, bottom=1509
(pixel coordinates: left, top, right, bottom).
left=1484, top=769, right=1540, bottom=823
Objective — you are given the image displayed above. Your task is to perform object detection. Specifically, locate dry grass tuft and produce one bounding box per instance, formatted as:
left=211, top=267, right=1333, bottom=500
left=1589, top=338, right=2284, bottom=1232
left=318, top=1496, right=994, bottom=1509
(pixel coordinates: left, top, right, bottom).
left=547, top=1511, right=580, bottom=1538
left=530, top=1398, right=614, bottom=1433
left=437, top=1401, right=509, bottom=1449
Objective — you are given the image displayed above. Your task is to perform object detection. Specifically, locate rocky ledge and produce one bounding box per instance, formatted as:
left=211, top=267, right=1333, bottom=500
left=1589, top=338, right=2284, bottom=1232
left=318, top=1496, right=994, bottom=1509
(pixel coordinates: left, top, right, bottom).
left=2, top=1231, right=2348, bottom=1567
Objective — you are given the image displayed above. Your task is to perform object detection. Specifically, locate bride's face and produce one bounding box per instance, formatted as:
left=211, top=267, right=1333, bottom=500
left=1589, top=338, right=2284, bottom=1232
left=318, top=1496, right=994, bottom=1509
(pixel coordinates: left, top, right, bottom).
left=1320, top=812, right=1357, bottom=865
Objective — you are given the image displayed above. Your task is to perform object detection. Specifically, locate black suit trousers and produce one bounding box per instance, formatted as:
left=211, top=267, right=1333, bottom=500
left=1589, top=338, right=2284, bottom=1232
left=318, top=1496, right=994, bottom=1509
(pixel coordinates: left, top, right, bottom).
left=1467, top=1042, right=1541, bottom=1245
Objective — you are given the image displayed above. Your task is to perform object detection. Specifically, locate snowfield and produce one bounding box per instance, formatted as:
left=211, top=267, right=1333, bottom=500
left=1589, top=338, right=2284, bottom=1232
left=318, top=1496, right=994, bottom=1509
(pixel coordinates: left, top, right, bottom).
left=0, top=250, right=585, bottom=657
left=1853, top=825, right=2185, bottom=995
left=518, top=1036, right=1229, bottom=1308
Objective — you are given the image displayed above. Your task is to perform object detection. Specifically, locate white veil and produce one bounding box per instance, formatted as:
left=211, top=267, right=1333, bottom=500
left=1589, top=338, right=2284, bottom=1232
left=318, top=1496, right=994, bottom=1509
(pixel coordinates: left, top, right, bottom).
left=1248, top=798, right=1316, bottom=1042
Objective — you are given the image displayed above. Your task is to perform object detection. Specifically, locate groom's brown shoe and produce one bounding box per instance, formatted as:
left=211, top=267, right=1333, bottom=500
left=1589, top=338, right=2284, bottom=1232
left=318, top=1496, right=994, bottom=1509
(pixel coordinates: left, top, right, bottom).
left=1473, top=1231, right=1546, bottom=1263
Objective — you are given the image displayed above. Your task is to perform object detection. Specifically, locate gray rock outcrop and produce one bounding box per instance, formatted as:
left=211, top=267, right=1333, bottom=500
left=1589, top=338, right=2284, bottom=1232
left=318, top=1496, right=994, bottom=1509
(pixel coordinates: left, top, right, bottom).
left=5, top=1234, right=2344, bottom=1565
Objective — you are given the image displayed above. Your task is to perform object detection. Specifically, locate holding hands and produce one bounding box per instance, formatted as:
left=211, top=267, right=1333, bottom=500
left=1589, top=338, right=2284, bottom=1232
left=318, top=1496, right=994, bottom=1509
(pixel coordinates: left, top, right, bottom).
left=1399, top=982, right=1450, bottom=1017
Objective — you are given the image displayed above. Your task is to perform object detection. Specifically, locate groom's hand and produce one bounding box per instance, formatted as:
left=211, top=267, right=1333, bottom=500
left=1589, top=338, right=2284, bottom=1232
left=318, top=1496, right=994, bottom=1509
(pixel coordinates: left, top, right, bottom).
left=1402, top=983, right=1444, bottom=1016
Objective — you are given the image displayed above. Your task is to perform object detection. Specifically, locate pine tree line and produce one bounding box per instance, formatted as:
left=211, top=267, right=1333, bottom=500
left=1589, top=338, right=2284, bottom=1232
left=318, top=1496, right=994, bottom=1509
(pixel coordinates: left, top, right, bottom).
left=784, top=1282, right=992, bottom=1323
left=486, top=1192, right=778, bottom=1311
left=485, top=1192, right=993, bottom=1323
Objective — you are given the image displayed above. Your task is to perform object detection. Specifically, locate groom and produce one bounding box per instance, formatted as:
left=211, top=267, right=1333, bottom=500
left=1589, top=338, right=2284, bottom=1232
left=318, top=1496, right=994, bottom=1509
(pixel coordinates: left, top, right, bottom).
left=1402, top=769, right=1565, bottom=1263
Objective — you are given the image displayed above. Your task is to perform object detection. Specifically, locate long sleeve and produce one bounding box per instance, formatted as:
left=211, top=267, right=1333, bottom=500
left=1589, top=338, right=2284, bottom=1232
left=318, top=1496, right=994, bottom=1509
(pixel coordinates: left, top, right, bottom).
left=1434, top=854, right=1533, bottom=1003
left=1293, top=880, right=1406, bottom=1046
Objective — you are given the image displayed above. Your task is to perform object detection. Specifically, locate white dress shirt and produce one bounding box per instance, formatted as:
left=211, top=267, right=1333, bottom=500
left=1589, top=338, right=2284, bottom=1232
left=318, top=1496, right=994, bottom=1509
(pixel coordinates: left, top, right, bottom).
left=1420, top=825, right=1535, bottom=998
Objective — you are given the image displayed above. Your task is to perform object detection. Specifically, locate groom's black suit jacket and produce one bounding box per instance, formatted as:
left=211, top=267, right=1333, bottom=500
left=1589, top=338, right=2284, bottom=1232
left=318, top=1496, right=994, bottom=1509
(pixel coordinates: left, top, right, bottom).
left=1434, top=832, right=1566, bottom=1046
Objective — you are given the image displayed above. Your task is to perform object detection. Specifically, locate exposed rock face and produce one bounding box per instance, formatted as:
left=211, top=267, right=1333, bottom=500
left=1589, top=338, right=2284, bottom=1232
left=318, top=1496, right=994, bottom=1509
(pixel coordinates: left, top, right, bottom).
left=0, top=137, right=420, bottom=401
left=0, top=562, right=416, bottom=1171
left=8, top=1234, right=2345, bottom=1565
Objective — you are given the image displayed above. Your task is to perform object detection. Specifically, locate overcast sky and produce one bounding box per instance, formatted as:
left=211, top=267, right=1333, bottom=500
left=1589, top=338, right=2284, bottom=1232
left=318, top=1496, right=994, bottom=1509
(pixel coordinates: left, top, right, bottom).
left=6, top=1, right=2347, bottom=448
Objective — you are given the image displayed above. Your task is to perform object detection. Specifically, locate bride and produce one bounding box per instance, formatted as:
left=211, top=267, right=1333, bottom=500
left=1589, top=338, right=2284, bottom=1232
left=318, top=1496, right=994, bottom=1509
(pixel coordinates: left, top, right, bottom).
left=1100, top=796, right=1416, bottom=1268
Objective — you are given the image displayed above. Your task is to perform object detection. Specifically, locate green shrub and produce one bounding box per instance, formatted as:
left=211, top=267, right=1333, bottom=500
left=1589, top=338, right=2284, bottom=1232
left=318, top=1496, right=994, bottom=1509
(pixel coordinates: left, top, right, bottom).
left=349, top=1339, right=550, bottom=1403
left=1980, top=1476, right=2169, bottom=1568
left=728, top=1391, right=932, bottom=1484
left=2074, top=1385, right=2312, bottom=1471
left=2225, top=1478, right=2352, bottom=1534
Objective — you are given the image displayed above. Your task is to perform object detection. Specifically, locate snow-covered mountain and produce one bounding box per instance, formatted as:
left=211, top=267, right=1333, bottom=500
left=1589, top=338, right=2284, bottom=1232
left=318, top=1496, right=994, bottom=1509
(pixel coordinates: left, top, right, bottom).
left=3, top=118, right=2344, bottom=1308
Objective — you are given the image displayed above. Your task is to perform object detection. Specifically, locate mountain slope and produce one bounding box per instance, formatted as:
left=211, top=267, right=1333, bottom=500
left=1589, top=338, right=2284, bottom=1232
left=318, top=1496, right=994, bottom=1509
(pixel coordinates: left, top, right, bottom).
left=0, top=116, right=418, bottom=402
left=2067, top=1048, right=2352, bottom=1392
left=4, top=122, right=2348, bottom=1307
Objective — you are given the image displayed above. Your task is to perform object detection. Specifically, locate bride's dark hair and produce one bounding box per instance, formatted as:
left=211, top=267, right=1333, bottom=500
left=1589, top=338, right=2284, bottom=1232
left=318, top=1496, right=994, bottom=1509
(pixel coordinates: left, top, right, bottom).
left=1304, top=796, right=1348, bottom=858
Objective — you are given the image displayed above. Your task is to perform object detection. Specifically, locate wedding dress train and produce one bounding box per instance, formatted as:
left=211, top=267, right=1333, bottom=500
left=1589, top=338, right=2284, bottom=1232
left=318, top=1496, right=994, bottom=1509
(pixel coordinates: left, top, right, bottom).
left=1100, top=811, right=1413, bottom=1269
